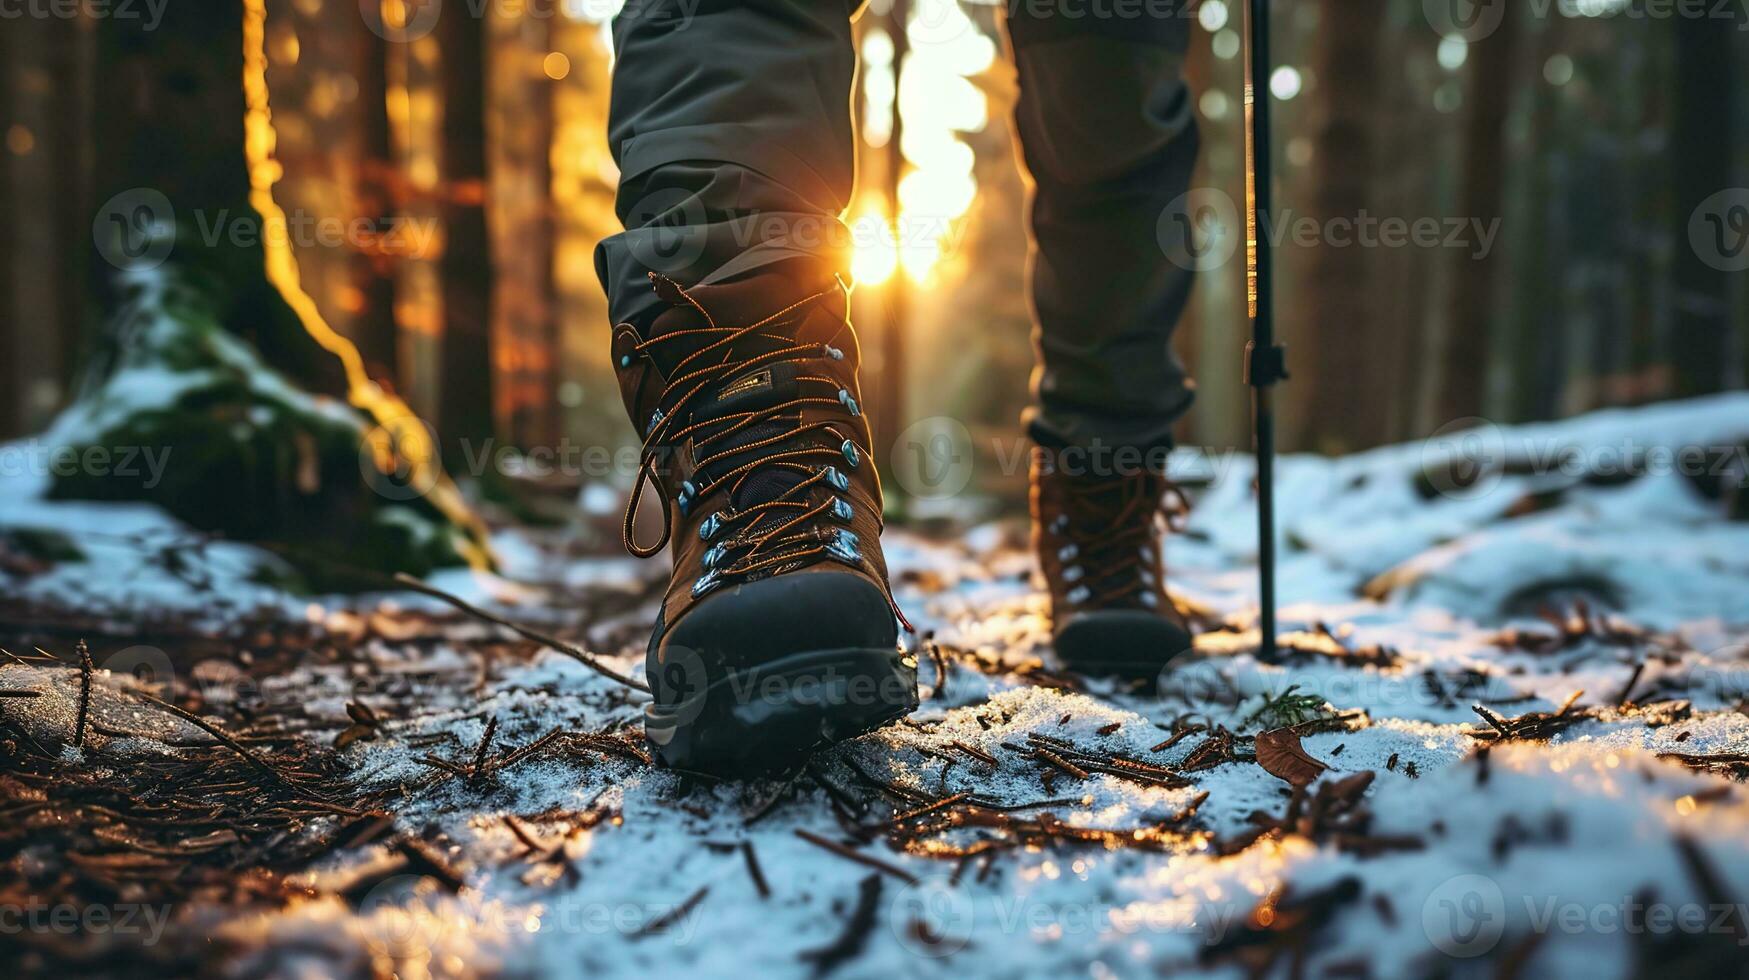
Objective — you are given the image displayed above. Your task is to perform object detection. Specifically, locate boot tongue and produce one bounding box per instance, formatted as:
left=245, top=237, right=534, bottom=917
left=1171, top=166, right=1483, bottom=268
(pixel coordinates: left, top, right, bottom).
left=693, top=362, right=810, bottom=512
left=642, top=263, right=842, bottom=377
left=643, top=264, right=845, bottom=516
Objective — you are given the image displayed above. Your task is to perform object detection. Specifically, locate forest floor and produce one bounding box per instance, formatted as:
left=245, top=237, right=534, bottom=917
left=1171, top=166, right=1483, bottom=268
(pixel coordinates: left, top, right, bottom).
left=3, top=395, right=1749, bottom=979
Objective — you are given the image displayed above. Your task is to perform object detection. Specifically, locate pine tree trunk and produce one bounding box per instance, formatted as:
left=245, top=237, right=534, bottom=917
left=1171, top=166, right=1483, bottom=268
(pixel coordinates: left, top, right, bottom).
left=437, top=8, right=495, bottom=466
left=485, top=10, right=559, bottom=450
left=1439, top=9, right=1516, bottom=424
left=1671, top=14, right=1737, bottom=398
left=1299, top=0, right=1386, bottom=452
left=350, top=20, right=401, bottom=389
left=89, top=3, right=343, bottom=396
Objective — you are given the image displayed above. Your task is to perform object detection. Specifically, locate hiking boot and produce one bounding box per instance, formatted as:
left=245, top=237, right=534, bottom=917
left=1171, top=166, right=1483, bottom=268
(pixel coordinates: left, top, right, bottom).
left=614, top=263, right=918, bottom=773
left=1031, top=449, right=1194, bottom=676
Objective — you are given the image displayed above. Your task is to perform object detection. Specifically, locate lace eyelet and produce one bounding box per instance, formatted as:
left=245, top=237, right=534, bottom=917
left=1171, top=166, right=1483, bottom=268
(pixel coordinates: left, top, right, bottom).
left=1062, top=565, right=1084, bottom=583
left=830, top=497, right=854, bottom=522
left=619, top=354, right=633, bottom=368
left=837, top=389, right=860, bottom=416
left=823, top=344, right=845, bottom=361
left=1057, top=543, right=1079, bottom=562
left=841, top=440, right=861, bottom=467
left=692, top=569, right=723, bottom=598
left=1139, top=591, right=1159, bottom=609
left=701, top=543, right=727, bottom=571
left=826, top=529, right=861, bottom=564
left=677, top=480, right=697, bottom=516
left=645, top=408, right=666, bottom=437
left=699, top=513, right=723, bottom=541
left=822, top=465, right=850, bottom=492
left=1066, top=585, right=1092, bottom=605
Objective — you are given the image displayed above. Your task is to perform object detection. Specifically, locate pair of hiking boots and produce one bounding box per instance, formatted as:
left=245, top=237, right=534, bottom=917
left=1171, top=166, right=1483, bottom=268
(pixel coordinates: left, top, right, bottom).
left=615, top=266, right=1192, bottom=772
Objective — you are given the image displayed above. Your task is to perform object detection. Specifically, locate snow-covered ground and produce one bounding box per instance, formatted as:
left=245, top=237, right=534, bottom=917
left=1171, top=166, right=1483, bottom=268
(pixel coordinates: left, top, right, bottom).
left=3, top=395, right=1748, bottom=978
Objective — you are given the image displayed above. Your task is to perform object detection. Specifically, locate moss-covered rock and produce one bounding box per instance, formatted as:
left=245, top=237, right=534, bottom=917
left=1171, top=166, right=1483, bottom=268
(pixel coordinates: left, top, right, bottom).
left=45, top=267, right=482, bottom=585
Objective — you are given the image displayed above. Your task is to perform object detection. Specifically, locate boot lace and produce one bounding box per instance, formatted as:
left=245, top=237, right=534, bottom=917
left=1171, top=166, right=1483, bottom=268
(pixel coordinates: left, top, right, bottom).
left=1053, top=468, right=1189, bottom=611
left=621, top=280, right=882, bottom=599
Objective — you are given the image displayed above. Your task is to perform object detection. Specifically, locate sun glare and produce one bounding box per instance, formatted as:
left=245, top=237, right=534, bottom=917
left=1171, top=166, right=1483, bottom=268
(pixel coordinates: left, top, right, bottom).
left=854, top=0, right=992, bottom=286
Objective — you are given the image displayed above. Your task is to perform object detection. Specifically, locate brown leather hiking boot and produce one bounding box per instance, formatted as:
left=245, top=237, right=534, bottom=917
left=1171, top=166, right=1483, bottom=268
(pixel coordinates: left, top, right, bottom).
left=1031, top=449, right=1194, bottom=676
left=613, top=263, right=918, bottom=772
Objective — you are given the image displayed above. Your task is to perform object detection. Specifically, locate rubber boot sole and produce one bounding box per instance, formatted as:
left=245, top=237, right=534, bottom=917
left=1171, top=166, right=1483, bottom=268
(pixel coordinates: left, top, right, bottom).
left=645, top=645, right=919, bottom=773
left=1053, top=610, right=1194, bottom=680
left=643, top=570, right=919, bottom=774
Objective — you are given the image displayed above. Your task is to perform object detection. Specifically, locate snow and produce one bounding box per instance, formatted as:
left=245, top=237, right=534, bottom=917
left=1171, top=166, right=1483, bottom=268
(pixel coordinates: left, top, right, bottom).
left=3, top=394, right=1749, bottom=977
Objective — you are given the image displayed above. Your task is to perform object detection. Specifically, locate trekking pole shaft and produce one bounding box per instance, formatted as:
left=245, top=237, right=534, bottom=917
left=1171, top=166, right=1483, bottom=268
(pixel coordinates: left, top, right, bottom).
left=1245, top=0, right=1280, bottom=659
left=1246, top=0, right=1273, bottom=339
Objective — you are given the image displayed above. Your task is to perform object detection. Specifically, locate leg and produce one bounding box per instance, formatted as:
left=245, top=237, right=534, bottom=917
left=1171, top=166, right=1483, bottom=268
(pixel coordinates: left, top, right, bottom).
left=595, top=0, right=864, bottom=333
left=1008, top=8, right=1200, bottom=457
left=1009, top=9, right=1200, bottom=675
left=597, top=0, right=917, bottom=772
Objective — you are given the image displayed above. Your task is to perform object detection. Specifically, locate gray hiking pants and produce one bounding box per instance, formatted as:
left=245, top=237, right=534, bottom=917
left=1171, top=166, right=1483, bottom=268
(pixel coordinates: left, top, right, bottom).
left=594, top=0, right=1199, bottom=453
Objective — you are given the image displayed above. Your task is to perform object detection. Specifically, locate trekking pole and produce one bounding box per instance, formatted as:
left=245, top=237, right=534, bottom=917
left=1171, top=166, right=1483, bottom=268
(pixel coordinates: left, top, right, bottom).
left=1243, top=0, right=1288, bottom=660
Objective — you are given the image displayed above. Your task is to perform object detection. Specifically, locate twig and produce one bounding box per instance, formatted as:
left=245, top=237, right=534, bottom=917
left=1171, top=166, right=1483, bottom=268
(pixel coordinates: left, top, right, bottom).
left=129, top=689, right=322, bottom=799
left=746, top=767, right=807, bottom=826
left=799, top=874, right=882, bottom=976
left=741, top=841, right=771, bottom=899
left=74, top=639, right=93, bottom=748
left=1615, top=660, right=1646, bottom=706
left=468, top=716, right=499, bottom=783
left=794, top=829, right=919, bottom=885
left=503, top=814, right=545, bottom=855
left=395, top=836, right=466, bottom=892
left=392, top=572, right=650, bottom=693
left=633, top=885, right=710, bottom=940
left=881, top=792, right=970, bottom=829
left=951, top=740, right=999, bottom=767
left=1033, top=748, right=1090, bottom=781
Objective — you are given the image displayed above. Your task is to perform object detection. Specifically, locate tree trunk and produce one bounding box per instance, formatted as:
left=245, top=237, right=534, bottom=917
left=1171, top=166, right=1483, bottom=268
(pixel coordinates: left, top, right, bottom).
left=1298, top=0, right=1386, bottom=452
left=2, top=14, right=92, bottom=436
left=1670, top=13, right=1738, bottom=397
left=89, top=3, right=343, bottom=396
left=1505, top=17, right=1563, bottom=423
left=350, top=19, right=401, bottom=390
left=437, top=8, right=496, bottom=467
left=1438, top=8, right=1516, bottom=424
left=485, top=10, right=559, bottom=450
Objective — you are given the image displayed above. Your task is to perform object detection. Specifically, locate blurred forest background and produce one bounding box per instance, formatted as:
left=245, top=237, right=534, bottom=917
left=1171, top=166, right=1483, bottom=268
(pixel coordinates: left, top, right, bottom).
left=2, top=0, right=1747, bottom=510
